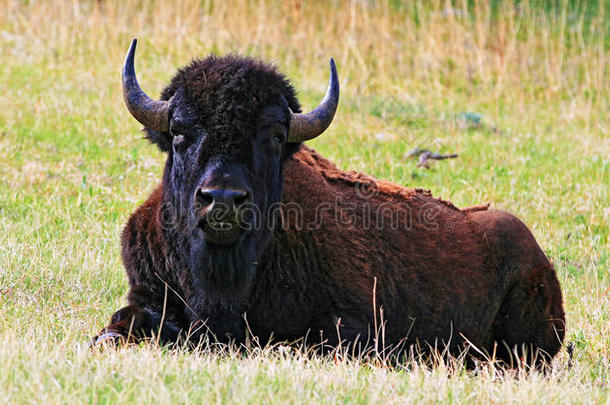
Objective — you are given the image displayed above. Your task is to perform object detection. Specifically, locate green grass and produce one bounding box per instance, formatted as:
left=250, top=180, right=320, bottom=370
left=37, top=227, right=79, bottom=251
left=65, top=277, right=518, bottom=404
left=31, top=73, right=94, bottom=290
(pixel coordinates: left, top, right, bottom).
left=0, top=0, right=608, bottom=403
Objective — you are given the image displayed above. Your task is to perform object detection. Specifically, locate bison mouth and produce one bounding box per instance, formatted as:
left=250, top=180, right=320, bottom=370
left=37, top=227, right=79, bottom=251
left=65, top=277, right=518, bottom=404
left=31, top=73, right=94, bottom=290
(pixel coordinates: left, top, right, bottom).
left=199, top=218, right=243, bottom=246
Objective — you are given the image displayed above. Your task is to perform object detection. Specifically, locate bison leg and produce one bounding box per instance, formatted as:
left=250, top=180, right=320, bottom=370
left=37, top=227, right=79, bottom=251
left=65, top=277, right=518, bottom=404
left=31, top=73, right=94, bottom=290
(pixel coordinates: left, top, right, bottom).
left=91, top=282, right=188, bottom=347
left=91, top=304, right=183, bottom=347
left=491, top=264, right=565, bottom=368
left=471, top=210, right=566, bottom=368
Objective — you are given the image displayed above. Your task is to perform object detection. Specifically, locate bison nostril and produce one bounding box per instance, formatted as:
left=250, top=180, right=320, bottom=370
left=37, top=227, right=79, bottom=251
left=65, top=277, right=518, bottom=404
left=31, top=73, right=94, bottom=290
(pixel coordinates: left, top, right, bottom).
left=233, top=191, right=249, bottom=209
left=196, top=188, right=215, bottom=208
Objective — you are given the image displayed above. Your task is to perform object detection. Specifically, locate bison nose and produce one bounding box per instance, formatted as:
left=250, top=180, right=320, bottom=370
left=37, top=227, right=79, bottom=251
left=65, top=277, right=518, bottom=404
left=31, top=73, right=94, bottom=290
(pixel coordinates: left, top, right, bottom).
left=195, top=187, right=251, bottom=245
left=196, top=187, right=251, bottom=213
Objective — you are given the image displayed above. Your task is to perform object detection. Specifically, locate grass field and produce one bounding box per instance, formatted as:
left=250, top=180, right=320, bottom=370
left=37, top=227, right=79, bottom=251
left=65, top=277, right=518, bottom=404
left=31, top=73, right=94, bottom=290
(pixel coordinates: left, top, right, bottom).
left=0, top=0, right=608, bottom=403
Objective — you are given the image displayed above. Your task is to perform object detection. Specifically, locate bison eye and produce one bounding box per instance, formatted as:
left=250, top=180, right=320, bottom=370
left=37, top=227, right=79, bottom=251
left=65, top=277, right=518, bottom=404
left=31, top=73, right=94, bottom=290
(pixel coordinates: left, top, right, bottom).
left=271, top=130, right=286, bottom=145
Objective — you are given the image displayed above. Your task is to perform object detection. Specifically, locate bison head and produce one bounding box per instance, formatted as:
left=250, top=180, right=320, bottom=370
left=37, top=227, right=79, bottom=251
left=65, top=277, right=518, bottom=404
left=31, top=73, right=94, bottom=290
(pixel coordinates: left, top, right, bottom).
left=121, top=39, right=339, bottom=297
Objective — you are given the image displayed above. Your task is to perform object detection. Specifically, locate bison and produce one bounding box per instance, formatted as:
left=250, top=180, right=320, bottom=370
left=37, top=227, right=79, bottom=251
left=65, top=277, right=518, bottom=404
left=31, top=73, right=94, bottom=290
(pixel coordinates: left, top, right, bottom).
left=92, top=39, right=565, bottom=367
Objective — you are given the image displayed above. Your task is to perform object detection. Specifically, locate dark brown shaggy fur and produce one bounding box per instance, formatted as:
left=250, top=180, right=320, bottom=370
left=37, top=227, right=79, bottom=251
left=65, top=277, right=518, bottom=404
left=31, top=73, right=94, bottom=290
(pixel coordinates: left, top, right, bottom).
left=94, top=54, right=565, bottom=367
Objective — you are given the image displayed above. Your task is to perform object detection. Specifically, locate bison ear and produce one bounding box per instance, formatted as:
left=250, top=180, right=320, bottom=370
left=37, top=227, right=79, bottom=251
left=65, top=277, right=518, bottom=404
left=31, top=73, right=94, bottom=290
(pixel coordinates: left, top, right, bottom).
left=143, top=128, right=173, bottom=152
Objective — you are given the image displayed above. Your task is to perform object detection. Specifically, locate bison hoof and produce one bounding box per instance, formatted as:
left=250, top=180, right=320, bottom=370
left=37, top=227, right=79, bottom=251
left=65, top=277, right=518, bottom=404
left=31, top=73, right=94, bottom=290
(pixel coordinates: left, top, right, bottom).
left=88, top=331, right=126, bottom=348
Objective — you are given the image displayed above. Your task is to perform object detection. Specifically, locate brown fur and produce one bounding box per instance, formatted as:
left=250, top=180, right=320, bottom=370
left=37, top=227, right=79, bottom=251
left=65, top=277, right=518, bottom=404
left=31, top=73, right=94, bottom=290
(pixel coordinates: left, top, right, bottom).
left=96, top=145, right=565, bottom=366
left=95, top=53, right=565, bottom=367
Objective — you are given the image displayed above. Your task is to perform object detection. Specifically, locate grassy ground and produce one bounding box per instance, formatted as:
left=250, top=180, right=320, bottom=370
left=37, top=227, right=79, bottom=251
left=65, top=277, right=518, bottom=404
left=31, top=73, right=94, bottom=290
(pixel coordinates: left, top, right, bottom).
left=0, top=0, right=608, bottom=403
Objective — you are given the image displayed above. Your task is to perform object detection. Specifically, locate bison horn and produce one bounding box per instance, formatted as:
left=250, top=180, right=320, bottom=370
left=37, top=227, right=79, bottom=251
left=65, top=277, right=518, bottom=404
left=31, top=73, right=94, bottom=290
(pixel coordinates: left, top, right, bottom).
left=122, top=39, right=170, bottom=132
left=288, top=58, right=340, bottom=142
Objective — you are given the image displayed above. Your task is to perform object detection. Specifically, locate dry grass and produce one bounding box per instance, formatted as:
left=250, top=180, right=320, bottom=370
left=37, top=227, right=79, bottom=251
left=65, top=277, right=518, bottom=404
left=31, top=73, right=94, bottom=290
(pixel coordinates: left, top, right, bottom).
left=0, top=0, right=608, bottom=403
